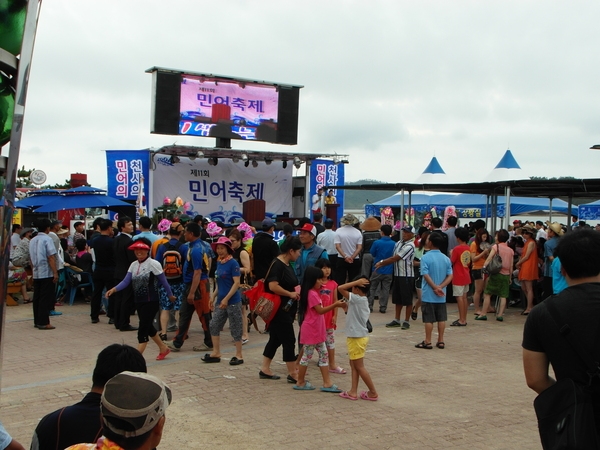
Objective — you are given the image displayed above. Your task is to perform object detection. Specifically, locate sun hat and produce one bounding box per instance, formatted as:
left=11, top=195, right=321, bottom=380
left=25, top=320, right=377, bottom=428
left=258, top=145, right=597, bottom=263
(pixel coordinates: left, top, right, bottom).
left=20, top=227, right=35, bottom=237
left=298, top=223, right=317, bottom=237
left=101, top=371, right=171, bottom=438
left=340, top=214, right=358, bottom=226
left=157, top=219, right=172, bottom=233
left=206, top=222, right=223, bottom=237
left=128, top=241, right=151, bottom=251
left=57, top=228, right=69, bottom=236
left=546, top=221, right=564, bottom=236
left=211, top=236, right=234, bottom=253
left=521, top=224, right=536, bottom=236
left=360, top=217, right=381, bottom=232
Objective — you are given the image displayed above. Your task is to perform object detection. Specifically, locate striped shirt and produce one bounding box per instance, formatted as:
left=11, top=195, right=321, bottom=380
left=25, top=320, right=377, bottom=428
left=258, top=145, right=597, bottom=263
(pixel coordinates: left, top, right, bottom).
left=393, top=238, right=415, bottom=277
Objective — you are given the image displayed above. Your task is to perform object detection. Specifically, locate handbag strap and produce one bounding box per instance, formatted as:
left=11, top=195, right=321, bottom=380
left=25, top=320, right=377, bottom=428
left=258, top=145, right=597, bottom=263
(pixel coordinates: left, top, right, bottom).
left=545, top=296, right=600, bottom=385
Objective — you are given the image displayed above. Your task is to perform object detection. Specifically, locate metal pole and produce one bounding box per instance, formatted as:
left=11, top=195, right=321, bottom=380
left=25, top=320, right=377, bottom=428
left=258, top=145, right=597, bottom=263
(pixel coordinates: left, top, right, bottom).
left=0, top=0, right=43, bottom=384
left=549, top=198, right=553, bottom=222
left=505, top=186, right=511, bottom=231
left=400, top=189, right=405, bottom=233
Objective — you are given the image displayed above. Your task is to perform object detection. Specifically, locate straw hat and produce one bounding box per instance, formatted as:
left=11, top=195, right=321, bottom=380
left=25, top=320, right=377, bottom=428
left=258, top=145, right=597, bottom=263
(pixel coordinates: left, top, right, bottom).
left=546, top=221, right=564, bottom=236
left=340, top=214, right=358, bottom=226
left=360, top=217, right=381, bottom=232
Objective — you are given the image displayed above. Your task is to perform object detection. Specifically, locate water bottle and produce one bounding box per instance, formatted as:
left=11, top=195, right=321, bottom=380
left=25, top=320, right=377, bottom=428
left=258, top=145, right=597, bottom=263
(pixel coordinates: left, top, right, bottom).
left=282, top=298, right=294, bottom=312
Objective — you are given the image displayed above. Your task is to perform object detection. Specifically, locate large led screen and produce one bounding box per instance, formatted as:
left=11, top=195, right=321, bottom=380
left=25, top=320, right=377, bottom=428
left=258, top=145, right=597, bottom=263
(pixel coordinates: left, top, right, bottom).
left=180, top=75, right=279, bottom=142
left=148, top=67, right=301, bottom=145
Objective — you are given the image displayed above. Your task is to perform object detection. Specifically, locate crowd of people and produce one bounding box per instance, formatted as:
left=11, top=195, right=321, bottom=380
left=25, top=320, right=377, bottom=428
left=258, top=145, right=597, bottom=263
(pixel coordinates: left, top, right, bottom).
left=7, top=209, right=600, bottom=447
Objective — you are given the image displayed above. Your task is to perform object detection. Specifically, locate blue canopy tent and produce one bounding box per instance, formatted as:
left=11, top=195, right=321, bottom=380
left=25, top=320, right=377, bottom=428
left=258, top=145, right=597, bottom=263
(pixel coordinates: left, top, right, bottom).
left=578, top=200, right=600, bottom=221
left=15, top=189, right=62, bottom=209
left=33, top=192, right=131, bottom=213
left=366, top=192, right=572, bottom=218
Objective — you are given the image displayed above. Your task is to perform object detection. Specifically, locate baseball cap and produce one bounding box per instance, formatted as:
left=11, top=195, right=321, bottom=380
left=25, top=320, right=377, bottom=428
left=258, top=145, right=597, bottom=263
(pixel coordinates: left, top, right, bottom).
left=298, top=223, right=317, bottom=237
left=401, top=225, right=415, bottom=233
left=101, top=371, right=172, bottom=438
left=50, top=220, right=62, bottom=227
left=262, top=218, right=275, bottom=228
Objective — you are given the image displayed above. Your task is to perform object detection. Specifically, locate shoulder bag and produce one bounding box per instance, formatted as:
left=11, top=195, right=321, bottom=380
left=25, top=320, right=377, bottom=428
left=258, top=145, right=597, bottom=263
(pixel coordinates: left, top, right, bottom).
left=244, top=260, right=281, bottom=329
left=485, top=244, right=503, bottom=275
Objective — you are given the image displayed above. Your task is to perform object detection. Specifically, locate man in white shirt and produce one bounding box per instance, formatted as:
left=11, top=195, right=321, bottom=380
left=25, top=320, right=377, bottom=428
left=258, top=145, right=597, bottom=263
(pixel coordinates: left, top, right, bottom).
left=311, top=187, right=324, bottom=218
left=333, top=214, right=363, bottom=295
left=535, top=221, right=547, bottom=241
left=30, top=218, right=58, bottom=330
left=316, top=218, right=338, bottom=269
left=10, top=224, right=22, bottom=252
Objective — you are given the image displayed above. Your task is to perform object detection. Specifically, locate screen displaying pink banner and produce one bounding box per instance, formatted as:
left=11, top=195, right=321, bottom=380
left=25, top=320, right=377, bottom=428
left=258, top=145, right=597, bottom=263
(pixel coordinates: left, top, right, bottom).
left=179, top=75, right=279, bottom=141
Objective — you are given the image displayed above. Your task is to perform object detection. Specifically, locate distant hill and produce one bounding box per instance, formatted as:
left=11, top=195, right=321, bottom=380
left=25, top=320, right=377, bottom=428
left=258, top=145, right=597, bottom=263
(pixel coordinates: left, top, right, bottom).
left=342, top=179, right=397, bottom=210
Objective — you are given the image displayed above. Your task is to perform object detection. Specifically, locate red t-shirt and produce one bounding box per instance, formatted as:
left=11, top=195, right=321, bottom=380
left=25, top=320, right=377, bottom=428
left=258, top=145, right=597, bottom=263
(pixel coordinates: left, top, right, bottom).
left=451, top=244, right=472, bottom=286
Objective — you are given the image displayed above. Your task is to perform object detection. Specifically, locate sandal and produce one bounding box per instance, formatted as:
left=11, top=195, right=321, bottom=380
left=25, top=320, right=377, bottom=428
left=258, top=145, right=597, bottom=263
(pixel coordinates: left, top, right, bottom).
left=475, top=315, right=487, bottom=321
left=411, top=307, right=418, bottom=320
left=360, top=390, right=379, bottom=401
left=23, top=298, right=33, bottom=304
left=450, top=320, right=467, bottom=327
left=436, top=342, right=445, bottom=349
left=293, top=381, right=315, bottom=391
left=328, top=367, right=347, bottom=374
left=339, top=391, right=358, bottom=401
left=415, top=341, right=433, bottom=349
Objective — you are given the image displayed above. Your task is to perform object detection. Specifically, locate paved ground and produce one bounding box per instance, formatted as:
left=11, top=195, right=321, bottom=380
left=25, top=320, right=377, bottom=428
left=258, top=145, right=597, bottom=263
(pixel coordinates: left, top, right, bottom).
left=0, top=298, right=543, bottom=449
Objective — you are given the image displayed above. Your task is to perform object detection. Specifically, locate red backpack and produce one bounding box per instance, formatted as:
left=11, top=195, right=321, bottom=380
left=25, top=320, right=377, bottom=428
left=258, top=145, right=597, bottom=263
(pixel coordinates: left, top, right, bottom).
left=161, top=242, right=183, bottom=280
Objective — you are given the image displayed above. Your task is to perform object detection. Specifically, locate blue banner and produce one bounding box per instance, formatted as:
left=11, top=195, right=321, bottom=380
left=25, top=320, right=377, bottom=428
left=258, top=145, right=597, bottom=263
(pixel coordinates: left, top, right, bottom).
left=309, top=159, right=344, bottom=226
left=106, top=150, right=151, bottom=219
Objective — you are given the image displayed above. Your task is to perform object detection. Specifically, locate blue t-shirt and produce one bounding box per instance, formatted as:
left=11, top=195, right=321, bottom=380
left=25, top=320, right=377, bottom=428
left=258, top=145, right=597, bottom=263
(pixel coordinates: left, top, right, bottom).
left=132, top=230, right=159, bottom=244
left=182, top=239, right=214, bottom=283
left=543, top=237, right=559, bottom=277
left=420, top=249, right=452, bottom=304
left=216, top=258, right=241, bottom=305
left=370, top=236, right=395, bottom=275
left=552, top=257, right=568, bottom=294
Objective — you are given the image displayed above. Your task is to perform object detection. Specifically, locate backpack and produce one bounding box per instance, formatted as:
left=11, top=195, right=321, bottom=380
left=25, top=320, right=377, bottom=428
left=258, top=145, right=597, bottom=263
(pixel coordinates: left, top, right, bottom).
left=161, top=242, right=183, bottom=280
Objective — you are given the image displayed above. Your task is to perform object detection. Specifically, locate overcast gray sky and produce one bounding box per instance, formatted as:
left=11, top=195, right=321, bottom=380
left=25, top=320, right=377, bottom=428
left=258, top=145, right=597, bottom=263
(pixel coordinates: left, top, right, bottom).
left=16, top=0, right=600, bottom=186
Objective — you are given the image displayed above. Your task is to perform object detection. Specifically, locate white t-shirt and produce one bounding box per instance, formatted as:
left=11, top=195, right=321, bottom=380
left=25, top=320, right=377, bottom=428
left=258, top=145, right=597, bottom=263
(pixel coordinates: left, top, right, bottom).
left=334, top=225, right=362, bottom=260
left=311, top=193, right=322, bottom=211
left=11, top=233, right=21, bottom=249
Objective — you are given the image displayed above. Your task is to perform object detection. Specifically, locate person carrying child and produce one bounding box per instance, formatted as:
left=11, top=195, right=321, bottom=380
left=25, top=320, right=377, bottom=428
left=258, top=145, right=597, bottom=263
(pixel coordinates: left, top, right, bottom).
left=338, top=276, right=379, bottom=401
left=416, top=232, right=453, bottom=349
left=294, top=266, right=346, bottom=392
left=315, top=258, right=345, bottom=374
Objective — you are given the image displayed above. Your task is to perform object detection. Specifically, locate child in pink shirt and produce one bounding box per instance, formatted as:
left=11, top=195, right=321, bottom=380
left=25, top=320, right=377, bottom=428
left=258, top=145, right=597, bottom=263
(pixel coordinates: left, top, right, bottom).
left=295, top=266, right=345, bottom=392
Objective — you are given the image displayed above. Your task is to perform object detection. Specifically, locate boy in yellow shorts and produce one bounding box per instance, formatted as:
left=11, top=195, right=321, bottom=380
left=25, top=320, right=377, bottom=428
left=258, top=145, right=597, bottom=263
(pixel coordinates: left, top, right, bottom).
left=337, top=276, right=378, bottom=401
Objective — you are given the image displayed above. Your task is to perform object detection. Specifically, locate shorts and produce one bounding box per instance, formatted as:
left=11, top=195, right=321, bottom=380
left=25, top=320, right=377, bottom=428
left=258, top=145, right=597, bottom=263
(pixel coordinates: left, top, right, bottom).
left=471, top=269, right=483, bottom=281
left=347, top=336, right=369, bottom=360
left=392, top=276, right=414, bottom=306
left=484, top=274, right=510, bottom=298
left=452, top=284, right=469, bottom=297
left=421, top=302, right=447, bottom=323
left=159, top=282, right=185, bottom=311
left=414, top=275, right=423, bottom=290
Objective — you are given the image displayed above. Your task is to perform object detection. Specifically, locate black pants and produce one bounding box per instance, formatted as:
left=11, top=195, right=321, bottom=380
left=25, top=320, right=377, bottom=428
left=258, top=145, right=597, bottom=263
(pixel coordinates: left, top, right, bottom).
left=137, top=301, right=159, bottom=343
left=263, top=319, right=296, bottom=362
left=33, top=277, right=54, bottom=327
left=113, top=282, right=133, bottom=330
left=334, top=258, right=361, bottom=297
left=91, top=271, right=115, bottom=321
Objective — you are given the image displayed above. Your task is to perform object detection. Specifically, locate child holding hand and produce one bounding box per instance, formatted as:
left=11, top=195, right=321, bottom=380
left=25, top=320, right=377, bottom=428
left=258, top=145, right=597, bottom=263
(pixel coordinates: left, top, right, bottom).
left=295, top=266, right=346, bottom=392
left=338, top=276, right=378, bottom=401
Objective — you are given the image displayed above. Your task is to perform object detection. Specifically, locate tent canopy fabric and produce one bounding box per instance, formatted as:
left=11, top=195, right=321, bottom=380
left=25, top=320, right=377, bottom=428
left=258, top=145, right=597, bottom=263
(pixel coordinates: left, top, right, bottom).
left=15, top=190, right=62, bottom=209
left=577, top=200, right=600, bottom=221
left=33, top=194, right=131, bottom=213
left=365, top=191, right=572, bottom=218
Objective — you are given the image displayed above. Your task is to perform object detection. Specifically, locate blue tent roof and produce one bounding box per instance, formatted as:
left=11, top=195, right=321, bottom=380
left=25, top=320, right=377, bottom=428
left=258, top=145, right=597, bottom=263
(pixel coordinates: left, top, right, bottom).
left=494, top=150, right=521, bottom=170
left=421, top=157, right=446, bottom=175
left=366, top=192, right=571, bottom=217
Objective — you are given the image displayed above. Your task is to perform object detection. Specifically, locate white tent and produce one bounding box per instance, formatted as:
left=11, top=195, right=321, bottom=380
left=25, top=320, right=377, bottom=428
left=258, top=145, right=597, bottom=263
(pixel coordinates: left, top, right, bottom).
left=414, top=157, right=450, bottom=183
left=485, top=149, right=526, bottom=182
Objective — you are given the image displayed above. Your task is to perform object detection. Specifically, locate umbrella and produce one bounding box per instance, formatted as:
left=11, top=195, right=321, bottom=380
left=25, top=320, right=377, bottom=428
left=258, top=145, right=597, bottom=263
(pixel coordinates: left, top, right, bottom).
left=33, top=193, right=132, bottom=212
left=14, top=189, right=62, bottom=209
left=62, top=186, right=106, bottom=194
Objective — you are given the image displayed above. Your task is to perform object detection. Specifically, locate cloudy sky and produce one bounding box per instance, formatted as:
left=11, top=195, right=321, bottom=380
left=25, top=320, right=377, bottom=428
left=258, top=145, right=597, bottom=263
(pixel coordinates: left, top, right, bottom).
left=14, top=0, right=600, bottom=187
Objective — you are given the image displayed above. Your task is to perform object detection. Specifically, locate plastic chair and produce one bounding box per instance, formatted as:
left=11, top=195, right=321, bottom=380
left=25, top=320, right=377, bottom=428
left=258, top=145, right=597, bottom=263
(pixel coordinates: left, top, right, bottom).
left=65, top=267, right=94, bottom=306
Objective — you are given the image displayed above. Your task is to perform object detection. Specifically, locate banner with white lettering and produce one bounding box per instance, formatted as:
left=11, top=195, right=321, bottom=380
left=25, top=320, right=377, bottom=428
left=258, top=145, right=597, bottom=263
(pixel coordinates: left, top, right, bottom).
left=152, top=155, right=292, bottom=222
left=309, top=159, right=344, bottom=225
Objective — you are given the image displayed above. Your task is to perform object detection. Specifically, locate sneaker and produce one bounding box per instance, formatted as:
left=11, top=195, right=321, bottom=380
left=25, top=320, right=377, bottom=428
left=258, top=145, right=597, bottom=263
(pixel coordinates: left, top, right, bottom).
left=193, top=343, right=213, bottom=351
left=401, top=321, right=410, bottom=330
left=49, top=310, right=62, bottom=316
left=166, top=341, right=181, bottom=352
left=385, top=320, right=401, bottom=328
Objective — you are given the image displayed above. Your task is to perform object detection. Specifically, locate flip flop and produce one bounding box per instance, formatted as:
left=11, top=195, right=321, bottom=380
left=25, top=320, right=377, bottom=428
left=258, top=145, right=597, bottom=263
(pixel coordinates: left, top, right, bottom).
left=201, top=354, right=221, bottom=363
left=450, top=320, right=467, bottom=327
left=156, top=348, right=171, bottom=361
left=360, top=391, right=378, bottom=401
left=293, top=381, right=315, bottom=391
left=328, top=367, right=347, bottom=374
left=339, top=391, right=358, bottom=401
left=321, top=384, right=342, bottom=393
left=23, top=299, right=32, bottom=304
left=521, top=311, right=530, bottom=316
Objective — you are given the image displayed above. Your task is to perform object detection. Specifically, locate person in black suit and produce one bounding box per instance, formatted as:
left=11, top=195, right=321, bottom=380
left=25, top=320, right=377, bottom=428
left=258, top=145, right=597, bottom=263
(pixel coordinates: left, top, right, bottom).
left=90, top=220, right=115, bottom=323
left=112, top=216, right=138, bottom=332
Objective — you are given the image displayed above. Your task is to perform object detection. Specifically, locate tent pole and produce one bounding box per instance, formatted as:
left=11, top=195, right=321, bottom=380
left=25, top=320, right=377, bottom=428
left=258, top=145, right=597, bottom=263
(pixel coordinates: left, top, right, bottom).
left=549, top=198, right=553, bottom=222
left=400, top=189, right=405, bottom=232
left=567, top=197, right=573, bottom=231
left=408, top=191, right=412, bottom=227
left=505, top=186, right=511, bottom=231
